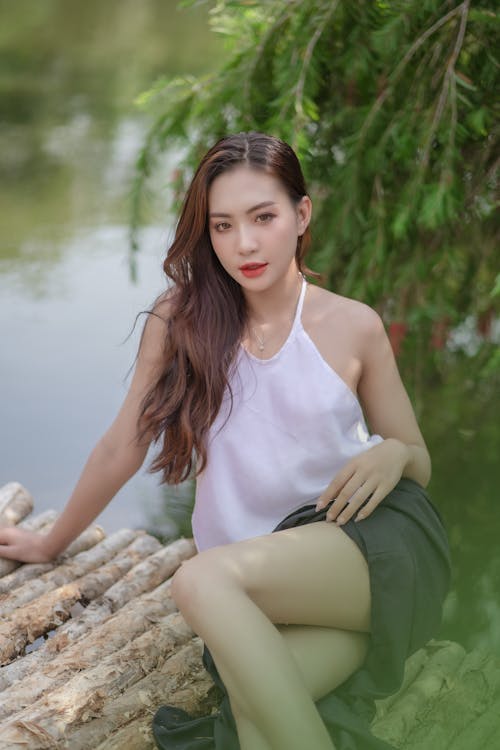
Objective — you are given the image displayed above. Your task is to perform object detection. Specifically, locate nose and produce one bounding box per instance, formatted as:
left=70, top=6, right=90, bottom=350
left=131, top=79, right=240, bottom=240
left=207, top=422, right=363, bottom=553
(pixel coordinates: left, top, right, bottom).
left=237, top=224, right=258, bottom=255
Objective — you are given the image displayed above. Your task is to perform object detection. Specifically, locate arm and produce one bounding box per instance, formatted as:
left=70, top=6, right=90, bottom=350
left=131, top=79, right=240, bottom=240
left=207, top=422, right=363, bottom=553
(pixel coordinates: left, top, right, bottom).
left=357, top=309, right=431, bottom=487
left=0, top=300, right=171, bottom=562
left=316, top=307, right=430, bottom=524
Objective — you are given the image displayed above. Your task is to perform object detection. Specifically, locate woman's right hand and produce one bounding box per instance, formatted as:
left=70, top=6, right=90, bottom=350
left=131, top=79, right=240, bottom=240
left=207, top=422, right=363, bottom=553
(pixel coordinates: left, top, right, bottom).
left=0, top=526, right=55, bottom=563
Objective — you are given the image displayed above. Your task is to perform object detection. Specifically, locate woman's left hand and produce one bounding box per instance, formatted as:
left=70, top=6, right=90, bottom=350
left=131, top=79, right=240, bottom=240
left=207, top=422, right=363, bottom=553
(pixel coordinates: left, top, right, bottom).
left=315, top=438, right=410, bottom=525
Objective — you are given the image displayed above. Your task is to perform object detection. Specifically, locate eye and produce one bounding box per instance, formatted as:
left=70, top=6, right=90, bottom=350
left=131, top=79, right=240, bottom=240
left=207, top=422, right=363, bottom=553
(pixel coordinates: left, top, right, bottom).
left=213, top=221, right=231, bottom=232
left=256, top=213, right=275, bottom=223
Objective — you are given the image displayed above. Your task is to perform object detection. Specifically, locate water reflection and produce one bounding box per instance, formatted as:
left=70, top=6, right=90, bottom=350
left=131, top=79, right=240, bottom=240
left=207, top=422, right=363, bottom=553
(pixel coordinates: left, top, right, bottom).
left=0, top=0, right=221, bottom=536
left=419, top=366, right=500, bottom=653
left=1, top=223, right=170, bottom=531
left=0, top=0, right=222, bottom=257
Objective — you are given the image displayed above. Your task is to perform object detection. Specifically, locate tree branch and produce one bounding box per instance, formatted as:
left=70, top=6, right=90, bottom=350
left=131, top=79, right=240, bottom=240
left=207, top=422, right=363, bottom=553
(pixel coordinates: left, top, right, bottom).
left=293, top=0, right=340, bottom=122
left=358, top=2, right=467, bottom=144
left=419, top=0, right=470, bottom=174
left=242, top=1, right=299, bottom=121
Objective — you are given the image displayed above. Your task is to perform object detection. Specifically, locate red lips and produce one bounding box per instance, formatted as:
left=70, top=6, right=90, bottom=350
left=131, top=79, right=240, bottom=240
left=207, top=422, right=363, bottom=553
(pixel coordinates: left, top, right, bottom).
left=239, top=263, right=268, bottom=278
left=239, top=263, right=267, bottom=270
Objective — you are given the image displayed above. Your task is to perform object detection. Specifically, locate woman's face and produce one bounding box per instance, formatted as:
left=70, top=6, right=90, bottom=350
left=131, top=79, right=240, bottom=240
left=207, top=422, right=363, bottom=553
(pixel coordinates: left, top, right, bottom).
left=208, top=165, right=311, bottom=291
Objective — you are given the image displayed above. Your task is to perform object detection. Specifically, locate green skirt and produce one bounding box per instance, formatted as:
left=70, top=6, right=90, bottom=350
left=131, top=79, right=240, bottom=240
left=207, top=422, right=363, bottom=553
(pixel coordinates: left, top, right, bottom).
left=153, top=478, right=451, bottom=749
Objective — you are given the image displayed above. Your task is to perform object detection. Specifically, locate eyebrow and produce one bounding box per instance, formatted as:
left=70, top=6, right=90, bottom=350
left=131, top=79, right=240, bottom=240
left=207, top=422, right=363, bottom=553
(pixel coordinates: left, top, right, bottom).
left=209, top=201, right=277, bottom=218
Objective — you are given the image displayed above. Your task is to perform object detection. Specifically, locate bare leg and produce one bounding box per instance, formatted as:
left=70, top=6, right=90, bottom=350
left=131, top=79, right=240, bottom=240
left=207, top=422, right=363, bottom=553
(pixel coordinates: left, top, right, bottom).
left=171, top=522, right=370, bottom=750
left=233, top=625, right=369, bottom=750
left=277, top=624, right=369, bottom=701
left=231, top=703, right=271, bottom=750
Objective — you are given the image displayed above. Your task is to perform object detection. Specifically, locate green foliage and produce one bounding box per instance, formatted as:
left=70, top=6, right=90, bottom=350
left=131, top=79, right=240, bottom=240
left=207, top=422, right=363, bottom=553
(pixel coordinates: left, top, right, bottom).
left=132, top=0, right=499, bottom=373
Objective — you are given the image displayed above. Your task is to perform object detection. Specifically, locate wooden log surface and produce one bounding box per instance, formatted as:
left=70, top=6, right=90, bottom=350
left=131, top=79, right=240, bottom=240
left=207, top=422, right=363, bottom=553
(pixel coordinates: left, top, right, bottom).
left=0, top=547, right=195, bottom=708
left=0, top=483, right=499, bottom=750
left=0, top=532, right=166, bottom=664
left=0, top=482, right=34, bottom=526
left=0, top=529, right=156, bottom=613
left=0, top=613, right=197, bottom=743
left=0, top=523, right=106, bottom=597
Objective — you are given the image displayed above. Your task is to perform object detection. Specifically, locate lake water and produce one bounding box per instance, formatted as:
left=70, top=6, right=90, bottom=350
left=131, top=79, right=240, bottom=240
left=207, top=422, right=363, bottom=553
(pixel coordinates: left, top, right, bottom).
left=1, top=0, right=221, bottom=532
left=1, top=1, right=498, bottom=656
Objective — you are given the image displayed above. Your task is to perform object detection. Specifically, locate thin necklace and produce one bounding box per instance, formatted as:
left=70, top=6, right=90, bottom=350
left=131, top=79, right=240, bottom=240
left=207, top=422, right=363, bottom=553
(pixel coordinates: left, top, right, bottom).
left=251, top=326, right=266, bottom=352
left=248, top=277, right=304, bottom=353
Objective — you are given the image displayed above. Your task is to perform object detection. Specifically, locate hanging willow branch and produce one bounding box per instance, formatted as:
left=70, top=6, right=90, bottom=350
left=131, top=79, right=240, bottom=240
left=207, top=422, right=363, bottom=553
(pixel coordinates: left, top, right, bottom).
left=131, top=0, right=499, bottom=376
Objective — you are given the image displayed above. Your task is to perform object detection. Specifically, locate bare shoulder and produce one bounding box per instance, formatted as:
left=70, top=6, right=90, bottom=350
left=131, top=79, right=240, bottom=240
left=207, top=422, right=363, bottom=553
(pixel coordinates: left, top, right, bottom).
left=137, top=289, right=175, bottom=363
left=307, top=284, right=384, bottom=345
left=150, top=288, right=175, bottom=321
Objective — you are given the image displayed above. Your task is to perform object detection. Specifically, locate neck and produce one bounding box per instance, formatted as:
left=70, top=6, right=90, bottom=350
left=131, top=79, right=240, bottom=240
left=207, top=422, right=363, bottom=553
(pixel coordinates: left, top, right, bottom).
left=244, top=265, right=303, bottom=326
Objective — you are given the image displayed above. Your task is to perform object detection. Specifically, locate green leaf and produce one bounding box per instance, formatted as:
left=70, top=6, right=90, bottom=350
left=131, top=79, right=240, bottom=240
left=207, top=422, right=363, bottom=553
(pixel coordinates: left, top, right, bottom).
left=391, top=205, right=411, bottom=240
left=490, top=275, right=500, bottom=299
left=465, top=108, right=488, bottom=137
left=453, top=71, right=478, bottom=92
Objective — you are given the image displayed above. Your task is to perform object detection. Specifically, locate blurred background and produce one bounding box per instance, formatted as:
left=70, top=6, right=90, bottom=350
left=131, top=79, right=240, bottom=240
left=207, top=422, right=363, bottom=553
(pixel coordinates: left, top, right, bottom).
left=0, top=0, right=223, bottom=532
left=0, top=1, right=498, bottom=656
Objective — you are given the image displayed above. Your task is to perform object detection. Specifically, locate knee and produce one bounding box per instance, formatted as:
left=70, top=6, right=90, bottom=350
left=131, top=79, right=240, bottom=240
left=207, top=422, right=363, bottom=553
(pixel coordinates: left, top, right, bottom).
left=170, top=553, right=236, bottom=623
left=170, top=557, right=200, bottom=617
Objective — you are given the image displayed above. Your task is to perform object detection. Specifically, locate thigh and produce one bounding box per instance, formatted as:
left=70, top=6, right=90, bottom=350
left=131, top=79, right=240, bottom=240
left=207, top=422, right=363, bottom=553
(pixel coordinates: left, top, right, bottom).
left=277, top=624, right=369, bottom=702
left=177, top=522, right=371, bottom=632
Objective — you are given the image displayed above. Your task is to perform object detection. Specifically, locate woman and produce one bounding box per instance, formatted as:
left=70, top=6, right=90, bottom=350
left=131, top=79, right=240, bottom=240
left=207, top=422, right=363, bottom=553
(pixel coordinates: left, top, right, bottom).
left=0, top=133, right=450, bottom=750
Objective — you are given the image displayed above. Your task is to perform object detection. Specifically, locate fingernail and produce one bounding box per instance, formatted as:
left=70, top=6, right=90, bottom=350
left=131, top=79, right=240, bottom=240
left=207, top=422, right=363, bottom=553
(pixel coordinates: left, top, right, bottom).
left=336, top=516, right=345, bottom=526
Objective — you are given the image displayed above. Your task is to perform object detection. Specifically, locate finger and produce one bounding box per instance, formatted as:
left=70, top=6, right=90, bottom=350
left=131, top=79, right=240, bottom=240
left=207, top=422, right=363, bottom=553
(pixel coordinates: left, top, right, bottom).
left=0, top=527, right=15, bottom=544
left=325, top=473, right=369, bottom=520
left=323, top=478, right=361, bottom=521
left=354, top=486, right=388, bottom=522
left=327, top=480, right=376, bottom=524
left=0, top=544, right=20, bottom=561
left=316, top=465, right=356, bottom=510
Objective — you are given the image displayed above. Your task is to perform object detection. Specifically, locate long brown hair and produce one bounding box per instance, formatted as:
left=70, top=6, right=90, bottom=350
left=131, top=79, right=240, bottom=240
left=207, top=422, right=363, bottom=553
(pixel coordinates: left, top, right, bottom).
left=139, top=132, right=315, bottom=483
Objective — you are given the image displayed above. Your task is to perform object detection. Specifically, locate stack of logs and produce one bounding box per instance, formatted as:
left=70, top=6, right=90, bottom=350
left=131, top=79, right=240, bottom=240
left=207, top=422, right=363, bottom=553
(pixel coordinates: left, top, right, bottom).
left=0, top=482, right=499, bottom=749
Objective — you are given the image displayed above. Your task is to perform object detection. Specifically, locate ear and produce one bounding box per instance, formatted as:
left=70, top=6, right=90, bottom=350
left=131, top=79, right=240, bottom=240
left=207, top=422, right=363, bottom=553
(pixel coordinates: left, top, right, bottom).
left=296, top=195, right=312, bottom=235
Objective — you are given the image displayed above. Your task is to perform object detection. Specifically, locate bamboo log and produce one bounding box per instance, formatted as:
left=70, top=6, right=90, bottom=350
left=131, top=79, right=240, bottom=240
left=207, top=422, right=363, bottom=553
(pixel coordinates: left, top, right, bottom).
left=0, top=539, right=195, bottom=693
left=0, top=529, right=156, bottom=616
left=68, top=639, right=216, bottom=750
left=394, top=648, right=500, bottom=750
left=451, top=698, right=500, bottom=750
left=0, top=612, right=196, bottom=747
left=0, top=540, right=196, bottom=713
left=94, top=715, right=157, bottom=750
left=372, top=640, right=469, bottom=746
left=374, top=644, right=430, bottom=717
left=0, top=583, right=178, bottom=720
left=0, top=510, right=58, bottom=578
left=0, top=524, right=106, bottom=600
left=100, top=537, right=195, bottom=611
left=0, top=577, right=166, bottom=693
left=39, top=537, right=194, bottom=661
left=1, top=720, right=56, bottom=750
left=60, top=523, right=105, bottom=556
left=373, top=639, right=465, bottom=732
left=0, top=533, right=161, bottom=665
left=43, top=537, right=195, bottom=652
left=0, top=641, right=208, bottom=750
left=0, top=482, right=33, bottom=525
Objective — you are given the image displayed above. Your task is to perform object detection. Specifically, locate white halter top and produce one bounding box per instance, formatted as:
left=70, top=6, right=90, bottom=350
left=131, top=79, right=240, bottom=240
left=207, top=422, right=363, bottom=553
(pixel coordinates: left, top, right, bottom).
left=192, top=277, right=383, bottom=551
